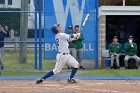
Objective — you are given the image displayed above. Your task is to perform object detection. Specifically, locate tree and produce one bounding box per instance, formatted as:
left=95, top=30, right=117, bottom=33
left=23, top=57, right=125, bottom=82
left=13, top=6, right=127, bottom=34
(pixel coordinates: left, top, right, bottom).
left=99, top=0, right=140, bottom=6
left=19, top=0, right=28, bottom=64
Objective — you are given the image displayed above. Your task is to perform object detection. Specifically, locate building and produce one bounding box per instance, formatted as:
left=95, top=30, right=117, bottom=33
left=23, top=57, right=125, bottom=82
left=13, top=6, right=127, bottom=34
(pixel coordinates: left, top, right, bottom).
left=0, top=0, right=44, bottom=10
left=0, top=0, right=44, bottom=29
left=0, top=0, right=20, bottom=8
left=98, top=5, right=140, bottom=68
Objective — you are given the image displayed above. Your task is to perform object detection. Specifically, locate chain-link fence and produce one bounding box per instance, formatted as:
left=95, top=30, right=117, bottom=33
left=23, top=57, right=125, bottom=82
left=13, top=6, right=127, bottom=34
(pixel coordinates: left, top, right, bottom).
left=0, top=0, right=49, bottom=72
left=0, top=0, right=99, bottom=73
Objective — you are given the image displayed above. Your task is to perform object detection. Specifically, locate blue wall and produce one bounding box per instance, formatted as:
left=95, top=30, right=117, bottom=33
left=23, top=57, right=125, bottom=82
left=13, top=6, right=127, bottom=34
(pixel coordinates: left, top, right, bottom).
left=44, top=0, right=98, bottom=59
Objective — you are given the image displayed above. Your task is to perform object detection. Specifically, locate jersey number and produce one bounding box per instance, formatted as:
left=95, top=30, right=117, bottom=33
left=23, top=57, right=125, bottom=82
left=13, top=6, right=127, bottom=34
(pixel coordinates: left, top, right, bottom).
left=56, top=38, right=59, bottom=46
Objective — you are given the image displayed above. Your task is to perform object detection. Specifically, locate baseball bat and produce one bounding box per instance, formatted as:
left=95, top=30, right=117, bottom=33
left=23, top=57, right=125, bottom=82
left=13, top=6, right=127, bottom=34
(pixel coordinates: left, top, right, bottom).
left=81, top=13, right=90, bottom=29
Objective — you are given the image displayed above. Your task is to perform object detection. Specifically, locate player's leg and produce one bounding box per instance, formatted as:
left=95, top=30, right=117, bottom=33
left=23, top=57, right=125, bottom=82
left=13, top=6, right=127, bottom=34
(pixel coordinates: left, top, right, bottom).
left=116, top=54, right=120, bottom=68
left=77, top=48, right=85, bottom=69
left=132, top=55, right=140, bottom=67
left=1, top=47, right=4, bottom=69
left=110, top=55, right=115, bottom=68
left=76, top=49, right=80, bottom=64
left=71, top=48, right=76, bottom=59
left=67, top=54, right=79, bottom=83
left=0, top=48, right=4, bottom=70
left=36, top=70, right=54, bottom=84
left=67, top=48, right=76, bottom=70
left=124, top=55, right=131, bottom=69
left=36, top=54, right=67, bottom=84
left=67, top=48, right=73, bottom=70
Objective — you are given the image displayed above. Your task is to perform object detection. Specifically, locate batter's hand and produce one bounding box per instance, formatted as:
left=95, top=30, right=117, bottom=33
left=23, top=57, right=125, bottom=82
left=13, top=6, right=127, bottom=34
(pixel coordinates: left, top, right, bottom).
left=76, top=33, right=80, bottom=39
left=68, top=39, right=72, bottom=42
left=73, top=33, right=80, bottom=39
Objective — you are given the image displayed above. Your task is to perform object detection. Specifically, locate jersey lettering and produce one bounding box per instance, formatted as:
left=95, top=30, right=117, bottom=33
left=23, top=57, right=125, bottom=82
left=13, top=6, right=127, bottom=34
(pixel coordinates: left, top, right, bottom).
left=56, top=38, right=59, bottom=46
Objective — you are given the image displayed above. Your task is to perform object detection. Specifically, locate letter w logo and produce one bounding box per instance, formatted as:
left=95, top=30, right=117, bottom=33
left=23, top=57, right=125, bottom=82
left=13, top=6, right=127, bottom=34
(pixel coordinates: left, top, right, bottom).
left=53, top=0, right=86, bottom=31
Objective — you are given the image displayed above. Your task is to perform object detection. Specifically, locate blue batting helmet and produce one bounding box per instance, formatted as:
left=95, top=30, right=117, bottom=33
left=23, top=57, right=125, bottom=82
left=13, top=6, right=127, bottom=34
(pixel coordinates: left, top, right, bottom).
left=51, top=24, right=60, bottom=34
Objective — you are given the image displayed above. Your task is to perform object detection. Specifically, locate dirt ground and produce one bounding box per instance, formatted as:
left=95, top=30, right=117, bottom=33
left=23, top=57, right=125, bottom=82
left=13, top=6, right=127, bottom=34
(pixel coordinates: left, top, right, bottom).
left=0, top=80, right=140, bottom=93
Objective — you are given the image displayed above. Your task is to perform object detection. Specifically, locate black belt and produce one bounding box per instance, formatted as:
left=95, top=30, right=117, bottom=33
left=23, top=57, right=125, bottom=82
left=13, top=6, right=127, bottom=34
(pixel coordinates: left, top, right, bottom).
left=58, top=52, right=69, bottom=55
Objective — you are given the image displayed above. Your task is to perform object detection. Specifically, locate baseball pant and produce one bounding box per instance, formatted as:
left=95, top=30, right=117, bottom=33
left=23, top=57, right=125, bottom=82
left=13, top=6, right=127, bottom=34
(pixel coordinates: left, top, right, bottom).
left=69, top=48, right=76, bottom=59
left=0, top=47, right=4, bottom=61
left=124, top=55, right=140, bottom=67
left=110, top=54, right=120, bottom=67
left=0, top=47, right=4, bottom=69
left=53, top=53, right=79, bottom=74
left=76, top=48, right=83, bottom=65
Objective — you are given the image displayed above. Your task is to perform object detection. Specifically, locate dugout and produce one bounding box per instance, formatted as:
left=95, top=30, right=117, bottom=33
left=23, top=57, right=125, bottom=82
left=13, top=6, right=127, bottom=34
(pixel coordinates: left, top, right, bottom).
left=106, top=15, right=140, bottom=57
left=98, top=6, right=140, bottom=68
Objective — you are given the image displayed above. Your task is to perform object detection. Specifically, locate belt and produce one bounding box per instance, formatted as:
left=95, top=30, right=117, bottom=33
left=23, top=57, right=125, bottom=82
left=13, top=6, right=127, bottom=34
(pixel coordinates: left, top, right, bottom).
left=58, top=52, right=69, bottom=55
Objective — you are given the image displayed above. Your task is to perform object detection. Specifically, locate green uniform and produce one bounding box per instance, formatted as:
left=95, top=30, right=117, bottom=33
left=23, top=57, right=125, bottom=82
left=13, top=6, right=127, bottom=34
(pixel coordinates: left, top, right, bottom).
left=124, top=42, right=137, bottom=56
left=73, top=32, right=84, bottom=66
left=68, top=33, right=76, bottom=48
left=109, top=43, right=121, bottom=54
left=68, top=40, right=76, bottom=48
left=74, top=33, right=84, bottom=49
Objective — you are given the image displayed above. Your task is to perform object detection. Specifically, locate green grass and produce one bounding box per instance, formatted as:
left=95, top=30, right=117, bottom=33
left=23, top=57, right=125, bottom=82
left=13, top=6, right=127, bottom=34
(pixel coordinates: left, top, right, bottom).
left=0, top=72, right=47, bottom=76
left=2, top=51, right=140, bottom=76
left=1, top=69, right=140, bottom=76
left=79, top=69, right=140, bottom=76
left=3, top=50, right=56, bottom=70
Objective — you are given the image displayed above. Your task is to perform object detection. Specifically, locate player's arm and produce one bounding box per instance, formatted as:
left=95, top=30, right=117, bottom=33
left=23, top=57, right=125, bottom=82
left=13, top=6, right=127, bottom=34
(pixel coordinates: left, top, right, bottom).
left=109, top=43, right=113, bottom=55
left=61, top=33, right=80, bottom=40
left=77, top=33, right=84, bottom=41
left=69, top=33, right=80, bottom=40
left=2, top=27, right=9, bottom=37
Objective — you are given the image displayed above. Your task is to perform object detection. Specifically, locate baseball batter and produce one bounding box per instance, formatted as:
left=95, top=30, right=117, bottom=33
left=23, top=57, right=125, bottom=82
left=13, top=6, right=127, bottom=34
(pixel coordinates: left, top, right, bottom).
left=36, top=24, right=80, bottom=84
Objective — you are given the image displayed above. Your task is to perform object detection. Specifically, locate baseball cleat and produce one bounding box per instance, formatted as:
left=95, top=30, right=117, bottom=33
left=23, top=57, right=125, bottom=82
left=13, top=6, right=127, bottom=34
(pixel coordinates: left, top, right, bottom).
left=67, top=78, right=76, bottom=83
left=36, top=78, right=43, bottom=84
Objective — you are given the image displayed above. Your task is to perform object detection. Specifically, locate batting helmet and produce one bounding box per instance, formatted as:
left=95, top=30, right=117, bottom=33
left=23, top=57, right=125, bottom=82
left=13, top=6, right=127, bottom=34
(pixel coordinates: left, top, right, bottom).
left=51, top=25, right=58, bottom=34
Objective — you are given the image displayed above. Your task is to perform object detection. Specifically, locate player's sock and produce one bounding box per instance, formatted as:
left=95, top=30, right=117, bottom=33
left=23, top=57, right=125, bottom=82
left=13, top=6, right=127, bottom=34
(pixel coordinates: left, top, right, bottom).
left=42, top=71, right=54, bottom=80
left=69, top=68, right=78, bottom=80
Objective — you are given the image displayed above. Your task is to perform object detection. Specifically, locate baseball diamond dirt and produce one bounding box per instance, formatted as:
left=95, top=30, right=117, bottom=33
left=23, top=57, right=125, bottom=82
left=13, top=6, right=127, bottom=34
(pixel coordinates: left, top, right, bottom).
left=0, top=80, right=140, bottom=93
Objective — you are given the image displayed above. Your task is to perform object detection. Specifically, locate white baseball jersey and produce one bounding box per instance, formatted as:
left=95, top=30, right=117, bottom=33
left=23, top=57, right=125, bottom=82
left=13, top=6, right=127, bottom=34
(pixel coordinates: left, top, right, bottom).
left=52, top=33, right=79, bottom=74
left=55, top=33, right=70, bottom=53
